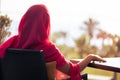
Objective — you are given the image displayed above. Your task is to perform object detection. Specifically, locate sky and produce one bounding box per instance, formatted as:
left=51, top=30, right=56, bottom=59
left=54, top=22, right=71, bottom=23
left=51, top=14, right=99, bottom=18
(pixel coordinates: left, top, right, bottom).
left=1, top=0, right=120, bottom=47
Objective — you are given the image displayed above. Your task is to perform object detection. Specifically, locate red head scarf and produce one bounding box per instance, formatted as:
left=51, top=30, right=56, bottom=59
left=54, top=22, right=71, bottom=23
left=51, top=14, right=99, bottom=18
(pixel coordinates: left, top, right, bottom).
left=18, top=4, right=51, bottom=48
left=0, top=4, right=53, bottom=58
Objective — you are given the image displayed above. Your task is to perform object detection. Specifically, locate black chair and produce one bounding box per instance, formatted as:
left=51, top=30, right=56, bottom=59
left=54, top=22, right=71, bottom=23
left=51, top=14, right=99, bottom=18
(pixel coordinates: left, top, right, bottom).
left=81, top=73, right=88, bottom=80
left=0, top=48, right=48, bottom=80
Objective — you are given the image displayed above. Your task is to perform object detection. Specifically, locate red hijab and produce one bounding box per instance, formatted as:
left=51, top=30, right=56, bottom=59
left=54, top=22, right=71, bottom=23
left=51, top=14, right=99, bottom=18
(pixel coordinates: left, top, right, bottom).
left=0, top=4, right=55, bottom=59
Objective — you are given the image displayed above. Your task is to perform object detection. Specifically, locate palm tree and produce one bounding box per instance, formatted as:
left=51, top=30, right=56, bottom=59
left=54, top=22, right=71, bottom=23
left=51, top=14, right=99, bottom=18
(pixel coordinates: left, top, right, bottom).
left=97, top=29, right=108, bottom=46
left=84, top=18, right=99, bottom=40
left=51, top=31, right=67, bottom=44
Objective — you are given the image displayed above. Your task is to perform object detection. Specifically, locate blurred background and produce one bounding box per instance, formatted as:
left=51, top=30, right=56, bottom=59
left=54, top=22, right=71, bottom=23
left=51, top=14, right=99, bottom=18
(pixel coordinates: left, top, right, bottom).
left=0, top=0, right=120, bottom=80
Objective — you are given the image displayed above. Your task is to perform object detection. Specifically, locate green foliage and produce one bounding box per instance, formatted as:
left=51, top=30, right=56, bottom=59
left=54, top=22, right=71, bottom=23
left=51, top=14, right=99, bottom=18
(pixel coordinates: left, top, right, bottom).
left=51, top=18, right=120, bottom=59
left=74, top=34, right=89, bottom=48
left=57, top=44, right=79, bottom=59
left=0, top=15, right=12, bottom=44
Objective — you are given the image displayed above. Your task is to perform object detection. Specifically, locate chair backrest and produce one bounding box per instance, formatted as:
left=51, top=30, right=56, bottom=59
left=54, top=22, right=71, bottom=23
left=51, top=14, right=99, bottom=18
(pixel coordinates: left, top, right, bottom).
left=0, top=48, right=48, bottom=80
